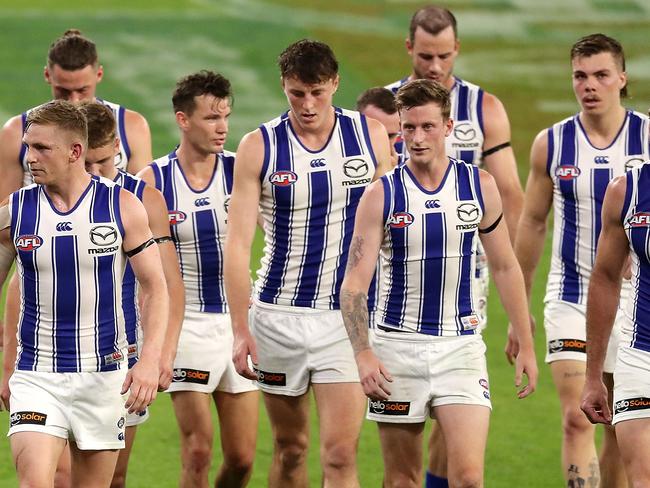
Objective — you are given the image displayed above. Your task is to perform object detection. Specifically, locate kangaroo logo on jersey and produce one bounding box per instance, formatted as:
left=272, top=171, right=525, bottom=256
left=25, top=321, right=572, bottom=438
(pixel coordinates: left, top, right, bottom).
left=594, top=156, right=610, bottom=164
left=453, top=123, right=477, bottom=142
left=194, top=197, right=210, bottom=207
left=627, top=212, right=650, bottom=228
left=625, top=157, right=645, bottom=171
left=425, top=199, right=441, bottom=209
left=15, top=235, right=43, bottom=251
left=269, top=171, right=298, bottom=186
left=555, top=165, right=581, bottom=180
left=388, top=212, right=414, bottom=228
left=310, top=158, right=326, bottom=168
left=56, top=222, right=73, bottom=232
left=168, top=211, right=187, bottom=225
left=90, top=225, right=118, bottom=246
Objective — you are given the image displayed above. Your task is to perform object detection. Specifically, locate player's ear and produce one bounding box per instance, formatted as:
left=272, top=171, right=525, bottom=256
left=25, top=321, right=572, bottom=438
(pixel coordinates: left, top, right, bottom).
left=175, top=111, right=188, bottom=130
left=405, top=37, right=413, bottom=55
left=96, top=64, right=104, bottom=83
left=70, top=141, right=83, bottom=163
left=445, top=117, right=453, bottom=137
left=331, top=75, right=340, bottom=94
left=113, top=137, right=120, bottom=154
left=44, top=66, right=51, bottom=84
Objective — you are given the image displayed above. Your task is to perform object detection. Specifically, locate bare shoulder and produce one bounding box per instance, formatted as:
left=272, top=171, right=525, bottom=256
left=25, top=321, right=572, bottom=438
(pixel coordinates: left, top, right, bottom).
left=607, top=174, right=627, bottom=200
left=124, top=109, right=150, bottom=134
left=136, top=164, right=156, bottom=186
left=530, top=128, right=550, bottom=168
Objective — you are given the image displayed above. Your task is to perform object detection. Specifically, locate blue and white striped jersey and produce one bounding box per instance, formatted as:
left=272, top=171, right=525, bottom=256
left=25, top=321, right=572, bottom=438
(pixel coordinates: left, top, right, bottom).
left=545, top=110, right=650, bottom=305
left=150, top=150, right=234, bottom=313
left=256, top=108, right=377, bottom=310
left=377, top=160, right=484, bottom=336
left=113, top=170, right=147, bottom=367
left=385, top=76, right=485, bottom=167
left=20, top=98, right=131, bottom=185
left=10, top=177, right=128, bottom=372
left=622, top=163, right=650, bottom=352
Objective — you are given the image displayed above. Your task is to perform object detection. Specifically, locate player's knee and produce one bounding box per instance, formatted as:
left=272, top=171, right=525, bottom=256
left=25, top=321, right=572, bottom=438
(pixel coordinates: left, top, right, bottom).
left=562, top=407, right=592, bottom=438
left=448, top=467, right=482, bottom=488
left=321, top=440, right=357, bottom=473
left=109, top=473, right=126, bottom=488
left=222, top=447, right=255, bottom=479
left=384, top=470, right=420, bottom=488
left=53, top=469, right=72, bottom=488
left=274, top=435, right=308, bottom=472
left=182, top=440, right=213, bottom=473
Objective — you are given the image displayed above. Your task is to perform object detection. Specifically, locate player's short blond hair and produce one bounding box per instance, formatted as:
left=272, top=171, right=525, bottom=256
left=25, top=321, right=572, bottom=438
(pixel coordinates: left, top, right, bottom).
left=26, top=100, right=88, bottom=144
left=395, top=79, right=451, bottom=120
left=78, top=102, right=116, bottom=149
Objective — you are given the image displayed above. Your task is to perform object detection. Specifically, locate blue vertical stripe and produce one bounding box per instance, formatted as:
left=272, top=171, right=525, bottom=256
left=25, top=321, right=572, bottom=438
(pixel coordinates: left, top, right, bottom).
left=476, top=89, right=485, bottom=134
left=592, top=168, right=612, bottom=261
left=559, top=121, right=580, bottom=302
left=420, top=213, right=445, bottom=334
left=456, top=84, right=469, bottom=121
left=627, top=112, right=642, bottom=155
left=360, top=115, right=378, bottom=168
left=260, top=127, right=271, bottom=183
left=384, top=169, right=408, bottom=327
left=117, top=105, right=131, bottom=161
left=53, top=235, right=79, bottom=372
left=459, top=150, right=474, bottom=165
left=457, top=232, right=475, bottom=335
left=295, top=171, right=330, bottom=306
left=222, top=153, right=235, bottom=194
left=96, top=253, right=119, bottom=372
left=631, top=226, right=650, bottom=351
left=195, top=209, right=225, bottom=312
left=339, top=114, right=362, bottom=157
left=546, top=128, right=555, bottom=176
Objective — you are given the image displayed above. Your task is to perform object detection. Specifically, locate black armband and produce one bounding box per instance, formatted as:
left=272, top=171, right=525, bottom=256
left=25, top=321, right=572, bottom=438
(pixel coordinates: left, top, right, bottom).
left=154, top=236, right=173, bottom=244
left=125, top=238, right=155, bottom=258
left=482, top=141, right=511, bottom=158
left=478, top=213, right=503, bottom=234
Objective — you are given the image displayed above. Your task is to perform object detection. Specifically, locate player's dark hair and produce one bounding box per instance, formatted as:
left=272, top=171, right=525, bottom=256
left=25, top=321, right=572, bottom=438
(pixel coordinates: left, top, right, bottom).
left=78, top=102, right=116, bottom=149
left=26, top=100, right=88, bottom=144
left=47, top=29, right=98, bottom=71
left=409, top=6, right=457, bottom=43
left=571, top=33, right=627, bottom=97
left=395, top=79, right=451, bottom=120
left=173, top=70, right=233, bottom=115
left=278, top=39, right=338, bottom=84
left=356, top=87, right=397, bottom=115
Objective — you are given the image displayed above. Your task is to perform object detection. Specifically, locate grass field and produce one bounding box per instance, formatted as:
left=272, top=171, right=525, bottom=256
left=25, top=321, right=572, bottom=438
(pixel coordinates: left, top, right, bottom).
left=0, top=0, right=649, bottom=486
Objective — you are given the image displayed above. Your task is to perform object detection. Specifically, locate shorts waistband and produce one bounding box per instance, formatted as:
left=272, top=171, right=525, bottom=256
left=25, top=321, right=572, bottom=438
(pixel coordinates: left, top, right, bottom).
left=252, top=298, right=339, bottom=316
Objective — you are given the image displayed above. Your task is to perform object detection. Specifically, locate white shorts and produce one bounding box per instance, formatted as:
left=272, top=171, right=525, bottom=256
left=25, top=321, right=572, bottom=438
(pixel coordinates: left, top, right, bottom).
left=367, top=329, right=492, bottom=424
left=166, top=309, right=256, bottom=394
left=250, top=300, right=359, bottom=396
left=125, top=408, right=149, bottom=427
left=8, top=369, right=128, bottom=450
left=544, top=300, right=623, bottom=373
left=613, top=346, right=650, bottom=425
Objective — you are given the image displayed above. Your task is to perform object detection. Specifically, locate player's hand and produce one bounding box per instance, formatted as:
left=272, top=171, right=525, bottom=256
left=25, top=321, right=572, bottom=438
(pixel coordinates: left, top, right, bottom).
left=232, top=328, right=258, bottom=380
left=356, top=348, right=393, bottom=401
left=157, top=347, right=176, bottom=391
left=505, top=315, right=535, bottom=365
left=0, top=375, right=10, bottom=411
left=122, top=356, right=159, bottom=414
left=580, top=378, right=612, bottom=424
left=514, top=345, right=538, bottom=399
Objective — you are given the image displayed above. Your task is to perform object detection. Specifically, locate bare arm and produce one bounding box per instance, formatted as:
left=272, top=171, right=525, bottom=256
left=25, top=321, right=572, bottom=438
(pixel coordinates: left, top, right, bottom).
left=141, top=185, right=184, bottom=390
left=0, top=116, right=27, bottom=202
left=514, top=129, right=554, bottom=300
left=340, top=181, right=393, bottom=400
left=223, top=130, right=264, bottom=380
left=366, top=117, right=393, bottom=179
left=479, top=170, right=538, bottom=398
left=581, top=176, right=628, bottom=425
left=0, top=206, right=17, bottom=410
left=120, top=190, right=168, bottom=413
left=124, top=110, right=152, bottom=175
left=481, top=92, right=524, bottom=244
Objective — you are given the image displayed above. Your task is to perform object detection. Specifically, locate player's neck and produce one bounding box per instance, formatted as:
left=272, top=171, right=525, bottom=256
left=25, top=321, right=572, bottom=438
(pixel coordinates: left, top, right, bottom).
left=175, top=143, right=217, bottom=185
left=406, top=155, right=450, bottom=191
left=287, top=107, right=336, bottom=151
left=45, top=170, right=92, bottom=213
left=578, top=105, right=627, bottom=144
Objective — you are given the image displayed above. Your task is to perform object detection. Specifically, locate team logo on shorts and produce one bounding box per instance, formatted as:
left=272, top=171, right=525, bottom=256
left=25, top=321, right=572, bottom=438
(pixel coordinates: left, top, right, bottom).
left=269, top=171, right=298, bottom=187
left=118, top=432, right=125, bottom=441
left=168, top=211, right=187, bottom=225
left=627, top=212, right=650, bottom=228
left=548, top=338, right=586, bottom=354
left=368, top=400, right=411, bottom=416
left=10, top=411, right=47, bottom=426
left=172, top=368, right=210, bottom=385
left=15, top=234, right=43, bottom=252
left=479, top=379, right=489, bottom=390
left=555, top=165, right=581, bottom=180
left=117, top=417, right=125, bottom=428
left=614, top=397, right=650, bottom=414
left=254, top=369, right=286, bottom=386
left=388, top=212, right=414, bottom=229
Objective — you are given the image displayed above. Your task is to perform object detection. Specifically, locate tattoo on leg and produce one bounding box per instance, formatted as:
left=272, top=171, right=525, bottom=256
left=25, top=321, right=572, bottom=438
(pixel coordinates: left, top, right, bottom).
left=563, top=371, right=585, bottom=379
left=587, top=457, right=599, bottom=488
left=567, top=464, right=586, bottom=488
left=346, top=236, right=364, bottom=272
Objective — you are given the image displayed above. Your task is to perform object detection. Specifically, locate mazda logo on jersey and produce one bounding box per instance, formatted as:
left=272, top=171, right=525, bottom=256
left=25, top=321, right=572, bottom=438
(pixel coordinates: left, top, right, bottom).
left=453, top=123, right=476, bottom=142
left=555, top=165, right=581, bottom=180
left=194, top=197, right=210, bottom=207
left=343, top=159, right=369, bottom=178
left=627, top=212, right=650, bottom=228
left=457, top=203, right=480, bottom=223
left=56, top=222, right=72, bottom=232
left=388, top=212, right=414, bottom=228
left=625, top=157, right=644, bottom=171
left=269, top=171, right=298, bottom=186
left=168, top=211, right=187, bottom=225
left=90, top=225, right=118, bottom=246
left=15, top=235, right=43, bottom=251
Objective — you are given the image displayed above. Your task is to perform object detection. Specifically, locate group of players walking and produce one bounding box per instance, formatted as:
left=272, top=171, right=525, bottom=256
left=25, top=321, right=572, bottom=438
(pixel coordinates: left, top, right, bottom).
left=0, top=4, right=649, bottom=488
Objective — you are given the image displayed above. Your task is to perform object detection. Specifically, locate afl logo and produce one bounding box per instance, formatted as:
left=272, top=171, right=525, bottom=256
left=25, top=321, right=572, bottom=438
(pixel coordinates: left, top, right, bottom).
left=15, top=235, right=43, bottom=251
left=269, top=171, right=298, bottom=186
left=388, top=212, right=414, bottom=228
left=555, top=165, right=581, bottom=180
left=168, top=211, right=187, bottom=225
left=627, top=212, right=650, bottom=228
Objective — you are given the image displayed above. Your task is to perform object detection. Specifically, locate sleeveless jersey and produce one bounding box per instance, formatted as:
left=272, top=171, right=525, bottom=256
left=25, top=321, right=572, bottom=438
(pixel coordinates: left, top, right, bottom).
left=545, top=110, right=650, bottom=305
left=150, top=150, right=234, bottom=313
left=256, top=108, right=377, bottom=310
left=113, top=170, right=147, bottom=367
left=20, top=98, right=131, bottom=185
left=10, top=177, right=128, bottom=372
left=622, top=163, right=650, bottom=352
left=377, top=160, right=484, bottom=336
left=386, top=76, right=485, bottom=167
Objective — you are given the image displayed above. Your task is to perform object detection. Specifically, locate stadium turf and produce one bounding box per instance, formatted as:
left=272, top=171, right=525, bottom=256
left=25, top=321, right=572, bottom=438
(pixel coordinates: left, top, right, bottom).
left=0, top=0, right=649, bottom=485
